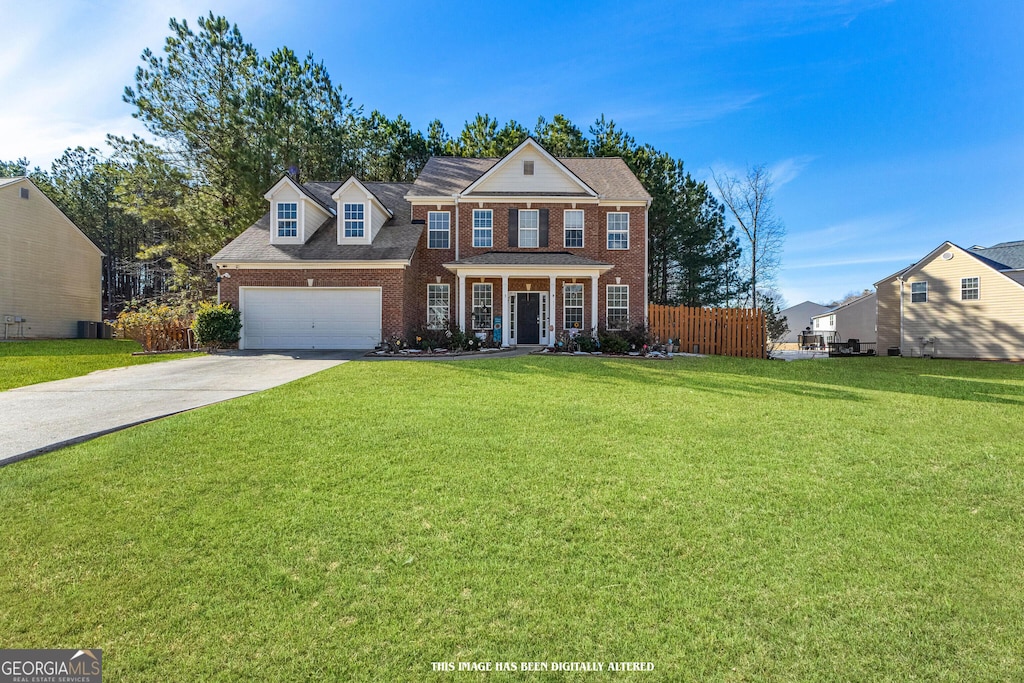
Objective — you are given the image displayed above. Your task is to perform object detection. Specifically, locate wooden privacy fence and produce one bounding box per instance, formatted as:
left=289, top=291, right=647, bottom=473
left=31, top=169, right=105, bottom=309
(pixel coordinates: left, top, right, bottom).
left=648, top=303, right=767, bottom=359
left=115, top=321, right=196, bottom=352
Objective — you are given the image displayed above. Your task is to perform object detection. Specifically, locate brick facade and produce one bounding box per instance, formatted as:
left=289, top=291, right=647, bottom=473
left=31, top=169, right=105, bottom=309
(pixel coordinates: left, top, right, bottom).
left=217, top=267, right=408, bottom=339
left=215, top=146, right=648, bottom=347
left=409, top=202, right=646, bottom=333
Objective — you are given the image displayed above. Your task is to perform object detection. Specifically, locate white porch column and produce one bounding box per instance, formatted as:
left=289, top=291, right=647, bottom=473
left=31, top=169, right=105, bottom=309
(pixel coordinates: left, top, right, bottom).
left=457, top=274, right=466, bottom=331
left=501, top=274, right=509, bottom=347
left=590, top=275, right=599, bottom=333
left=548, top=275, right=556, bottom=342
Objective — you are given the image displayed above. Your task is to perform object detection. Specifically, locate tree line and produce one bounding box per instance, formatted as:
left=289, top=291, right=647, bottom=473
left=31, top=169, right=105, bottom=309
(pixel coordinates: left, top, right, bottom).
left=2, top=13, right=782, bottom=316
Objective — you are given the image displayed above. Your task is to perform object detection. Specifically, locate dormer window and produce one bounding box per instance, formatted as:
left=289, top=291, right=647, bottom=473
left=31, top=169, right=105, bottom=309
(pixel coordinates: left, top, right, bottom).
left=344, top=203, right=365, bottom=238
left=277, top=202, right=297, bottom=237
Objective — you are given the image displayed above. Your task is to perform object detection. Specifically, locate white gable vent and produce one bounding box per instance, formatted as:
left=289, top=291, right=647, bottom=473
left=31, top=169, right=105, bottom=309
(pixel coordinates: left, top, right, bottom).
left=19, top=187, right=29, bottom=199
left=941, top=251, right=954, bottom=261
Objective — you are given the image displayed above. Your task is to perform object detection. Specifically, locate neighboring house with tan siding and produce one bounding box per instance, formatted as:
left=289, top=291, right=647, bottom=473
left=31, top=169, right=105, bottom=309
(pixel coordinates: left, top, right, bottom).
left=810, top=291, right=877, bottom=352
left=0, top=177, right=103, bottom=338
left=773, top=300, right=829, bottom=349
left=874, top=240, right=1024, bottom=360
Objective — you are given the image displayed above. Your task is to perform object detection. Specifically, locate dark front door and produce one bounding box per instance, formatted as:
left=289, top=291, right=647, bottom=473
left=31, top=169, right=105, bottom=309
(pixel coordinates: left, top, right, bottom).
left=517, top=293, right=541, bottom=344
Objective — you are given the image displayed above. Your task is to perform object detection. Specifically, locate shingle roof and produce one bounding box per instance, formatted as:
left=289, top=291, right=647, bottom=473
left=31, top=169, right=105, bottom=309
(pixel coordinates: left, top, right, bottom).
left=407, top=156, right=651, bottom=201
left=814, top=291, right=876, bottom=317
left=406, top=157, right=497, bottom=197
left=560, top=157, right=651, bottom=200
left=970, top=240, right=1024, bottom=270
left=211, top=182, right=419, bottom=263
left=445, top=251, right=611, bottom=267
left=0, top=177, right=25, bottom=187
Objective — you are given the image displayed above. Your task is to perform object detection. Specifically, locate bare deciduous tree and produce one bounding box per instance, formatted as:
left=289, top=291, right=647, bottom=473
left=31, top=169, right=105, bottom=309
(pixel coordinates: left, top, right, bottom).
left=711, top=164, right=785, bottom=307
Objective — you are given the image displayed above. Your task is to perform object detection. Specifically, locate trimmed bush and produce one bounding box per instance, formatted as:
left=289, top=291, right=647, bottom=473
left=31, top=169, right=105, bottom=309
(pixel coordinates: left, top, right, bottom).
left=192, top=302, right=241, bottom=349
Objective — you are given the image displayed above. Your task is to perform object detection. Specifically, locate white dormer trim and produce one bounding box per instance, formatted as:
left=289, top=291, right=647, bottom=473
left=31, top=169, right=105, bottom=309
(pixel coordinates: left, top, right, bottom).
left=331, top=177, right=393, bottom=218
left=331, top=177, right=393, bottom=245
left=264, top=175, right=333, bottom=245
left=460, top=137, right=598, bottom=197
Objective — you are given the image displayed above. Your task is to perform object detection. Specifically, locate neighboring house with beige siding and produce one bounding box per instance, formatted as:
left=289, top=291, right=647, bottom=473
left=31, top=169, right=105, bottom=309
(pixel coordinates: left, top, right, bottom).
left=874, top=240, right=1024, bottom=360
left=811, top=291, right=877, bottom=350
left=0, top=177, right=102, bottom=338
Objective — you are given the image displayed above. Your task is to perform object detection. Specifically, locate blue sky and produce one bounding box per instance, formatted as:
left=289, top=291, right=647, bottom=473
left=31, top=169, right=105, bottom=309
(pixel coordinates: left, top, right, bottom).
left=2, top=0, right=1021, bottom=305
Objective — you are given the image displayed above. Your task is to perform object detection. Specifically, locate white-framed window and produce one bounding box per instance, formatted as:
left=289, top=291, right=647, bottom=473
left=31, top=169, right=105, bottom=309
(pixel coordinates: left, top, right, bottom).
left=564, top=210, right=584, bottom=248
left=961, top=277, right=980, bottom=300
left=473, top=209, right=493, bottom=248
left=563, top=284, right=584, bottom=329
left=427, top=284, right=450, bottom=329
left=607, top=285, right=629, bottom=330
left=911, top=281, right=928, bottom=303
left=428, top=211, right=450, bottom=249
left=519, top=209, right=539, bottom=248
left=472, top=283, right=493, bottom=330
left=829, top=314, right=835, bottom=327
left=607, top=212, right=629, bottom=249
left=343, top=203, right=364, bottom=238
left=277, top=202, right=297, bottom=237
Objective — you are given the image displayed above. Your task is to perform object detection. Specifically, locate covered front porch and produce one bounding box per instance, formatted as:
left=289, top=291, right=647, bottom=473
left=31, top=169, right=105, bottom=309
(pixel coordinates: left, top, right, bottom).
left=443, top=253, right=613, bottom=347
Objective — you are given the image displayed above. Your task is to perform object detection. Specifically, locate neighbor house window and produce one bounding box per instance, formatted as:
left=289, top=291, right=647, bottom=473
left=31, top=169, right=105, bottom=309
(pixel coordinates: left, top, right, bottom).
left=961, top=277, right=979, bottom=300
left=428, top=211, right=450, bottom=249
left=911, top=281, right=928, bottom=303
left=427, top=284, right=450, bottom=328
left=607, top=212, right=629, bottom=249
left=519, top=209, right=539, bottom=248
left=343, top=203, right=364, bottom=238
left=277, top=202, right=297, bottom=237
left=473, top=209, right=493, bottom=248
left=472, top=283, right=493, bottom=330
left=563, top=284, right=584, bottom=329
left=607, top=285, right=629, bottom=330
left=564, top=210, right=584, bottom=248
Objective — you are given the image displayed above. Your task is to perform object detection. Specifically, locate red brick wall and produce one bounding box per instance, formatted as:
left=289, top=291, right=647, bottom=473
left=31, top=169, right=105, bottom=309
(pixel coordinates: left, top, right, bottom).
left=217, top=201, right=646, bottom=343
left=217, top=267, right=408, bottom=339
left=410, top=202, right=646, bottom=332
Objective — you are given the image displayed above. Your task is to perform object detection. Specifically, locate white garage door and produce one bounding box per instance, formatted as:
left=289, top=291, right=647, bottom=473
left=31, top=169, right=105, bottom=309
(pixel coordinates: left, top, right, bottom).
left=241, top=287, right=382, bottom=350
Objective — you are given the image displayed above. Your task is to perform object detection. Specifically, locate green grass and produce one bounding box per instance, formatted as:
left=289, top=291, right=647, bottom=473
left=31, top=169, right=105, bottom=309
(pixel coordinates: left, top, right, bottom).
left=1, top=356, right=1022, bottom=681
left=0, top=339, right=201, bottom=391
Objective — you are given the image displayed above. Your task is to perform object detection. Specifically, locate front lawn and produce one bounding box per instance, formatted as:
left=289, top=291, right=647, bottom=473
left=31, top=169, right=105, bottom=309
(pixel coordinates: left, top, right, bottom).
left=0, top=339, right=201, bottom=391
left=1, top=356, right=1022, bottom=680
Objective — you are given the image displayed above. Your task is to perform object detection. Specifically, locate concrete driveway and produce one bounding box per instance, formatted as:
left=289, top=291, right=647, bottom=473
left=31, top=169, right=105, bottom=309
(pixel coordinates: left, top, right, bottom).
left=0, top=350, right=360, bottom=466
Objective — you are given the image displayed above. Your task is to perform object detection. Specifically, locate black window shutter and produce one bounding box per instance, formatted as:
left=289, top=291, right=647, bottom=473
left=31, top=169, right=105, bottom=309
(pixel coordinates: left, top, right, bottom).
left=508, top=208, right=518, bottom=247
left=539, top=209, right=549, bottom=248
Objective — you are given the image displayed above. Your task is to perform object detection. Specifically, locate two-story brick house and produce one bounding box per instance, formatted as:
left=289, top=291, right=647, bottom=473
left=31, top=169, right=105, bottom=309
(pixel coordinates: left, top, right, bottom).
left=212, top=138, right=651, bottom=349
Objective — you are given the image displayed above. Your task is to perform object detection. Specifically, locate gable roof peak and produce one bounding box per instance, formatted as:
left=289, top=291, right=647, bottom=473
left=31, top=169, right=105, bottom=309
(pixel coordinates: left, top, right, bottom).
left=330, top=176, right=394, bottom=219
left=460, top=137, right=599, bottom=197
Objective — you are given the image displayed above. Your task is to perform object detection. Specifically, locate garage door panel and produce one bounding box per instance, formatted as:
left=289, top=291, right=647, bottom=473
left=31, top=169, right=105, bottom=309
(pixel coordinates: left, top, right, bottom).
left=241, top=288, right=381, bottom=350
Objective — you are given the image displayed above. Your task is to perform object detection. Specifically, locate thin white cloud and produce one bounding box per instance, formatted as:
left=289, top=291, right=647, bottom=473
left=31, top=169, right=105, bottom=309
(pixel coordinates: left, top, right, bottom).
left=704, top=154, right=815, bottom=194
left=785, top=254, right=918, bottom=270
left=618, top=92, right=764, bottom=129
left=0, top=0, right=266, bottom=167
left=770, top=155, right=816, bottom=188
left=786, top=211, right=915, bottom=253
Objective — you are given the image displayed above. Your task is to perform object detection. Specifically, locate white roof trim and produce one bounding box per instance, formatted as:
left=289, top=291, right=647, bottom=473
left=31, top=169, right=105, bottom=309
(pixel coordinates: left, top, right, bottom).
left=212, top=260, right=410, bottom=270
left=331, top=176, right=394, bottom=219
left=441, top=263, right=613, bottom=278
left=873, top=240, right=1024, bottom=293
left=263, top=175, right=336, bottom=216
left=460, top=138, right=598, bottom=198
